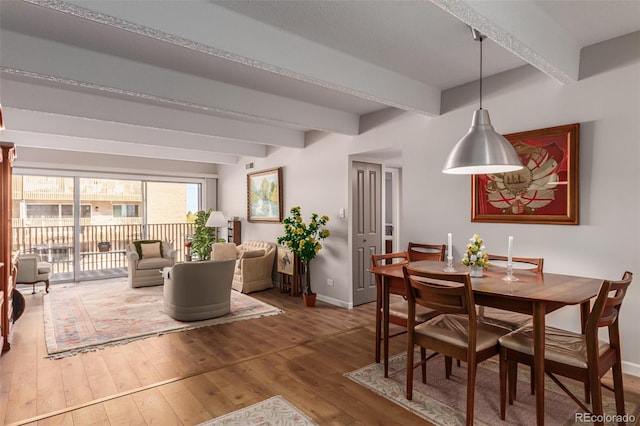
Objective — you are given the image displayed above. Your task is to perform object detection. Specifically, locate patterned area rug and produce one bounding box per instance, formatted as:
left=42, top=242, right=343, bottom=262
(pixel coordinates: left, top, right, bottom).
left=345, top=352, right=639, bottom=426
left=198, top=396, right=317, bottom=426
left=43, top=279, right=283, bottom=358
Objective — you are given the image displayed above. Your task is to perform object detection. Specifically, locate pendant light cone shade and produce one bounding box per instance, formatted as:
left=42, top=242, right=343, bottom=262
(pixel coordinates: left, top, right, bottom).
left=442, top=28, right=523, bottom=175
left=0, top=104, right=4, bottom=130
left=442, top=109, right=524, bottom=174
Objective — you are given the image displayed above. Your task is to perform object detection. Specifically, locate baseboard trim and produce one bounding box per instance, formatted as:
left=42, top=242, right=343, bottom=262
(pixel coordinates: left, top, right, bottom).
left=623, top=360, right=640, bottom=377
left=316, top=294, right=352, bottom=309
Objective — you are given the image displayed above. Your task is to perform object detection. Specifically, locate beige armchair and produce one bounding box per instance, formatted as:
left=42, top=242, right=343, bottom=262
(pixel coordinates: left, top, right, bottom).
left=16, top=253, right=52, bottom=294
left=126, top=240, right=176, bottom=288
left=211, top=241, right=275, bottom=294
left=163, top=259, right=235, bottom=321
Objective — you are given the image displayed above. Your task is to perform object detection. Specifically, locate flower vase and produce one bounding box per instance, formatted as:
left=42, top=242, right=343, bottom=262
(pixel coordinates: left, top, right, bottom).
left=470, top=266, right=484, bottom=278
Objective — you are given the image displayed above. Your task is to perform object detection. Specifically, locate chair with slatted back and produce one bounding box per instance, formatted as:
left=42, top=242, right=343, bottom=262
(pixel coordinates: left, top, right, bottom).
left=478, top=255, right=544, bottom=331
left=403, top=266, right=509, bottom=426
left=498, top=271, right=633, bottom=424
left=407, top=242, right=446, bottom=262
left=371, top=251, right=440, bottom=377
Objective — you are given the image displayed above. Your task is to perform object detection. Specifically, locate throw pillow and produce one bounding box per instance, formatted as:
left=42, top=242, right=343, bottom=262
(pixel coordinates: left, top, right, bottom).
left=240, top=249, right=265, bottom=259
left=133, top=240, right=164, bottom=258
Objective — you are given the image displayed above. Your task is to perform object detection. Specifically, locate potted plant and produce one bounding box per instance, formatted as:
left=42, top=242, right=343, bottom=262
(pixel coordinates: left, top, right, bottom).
left=277, top=206, right=330, bottom=307
left=191, top=209, right=215, bottom=260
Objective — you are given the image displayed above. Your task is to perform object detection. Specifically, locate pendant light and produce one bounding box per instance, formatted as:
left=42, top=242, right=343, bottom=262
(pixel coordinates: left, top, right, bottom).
left=442, top=28, right=523, bottom=175
left=0, top=103, right=4, bottom=130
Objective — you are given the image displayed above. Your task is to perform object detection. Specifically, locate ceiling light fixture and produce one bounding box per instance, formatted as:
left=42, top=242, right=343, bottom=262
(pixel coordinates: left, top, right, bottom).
left=442, top=28, right=523, bottom=175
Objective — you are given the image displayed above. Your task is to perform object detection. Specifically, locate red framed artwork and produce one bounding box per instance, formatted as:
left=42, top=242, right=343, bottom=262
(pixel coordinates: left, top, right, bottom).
left=472, top=123, right=579, bottom=225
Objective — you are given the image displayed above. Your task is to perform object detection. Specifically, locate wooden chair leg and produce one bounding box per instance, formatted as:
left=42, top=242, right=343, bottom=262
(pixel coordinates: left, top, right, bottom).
left=499, top=350, right=507, bottom=420
left=32, top=283, right=36, bottom=294
left=406, top=344, right=414, bottom=400
left=612, top=360, right=626, bottom=420
left=508, top=359, right=517, bottom=405
left=45, top=279, right=50, bottom=293
left=589, top=368, right=604, bottom=423
left=445, top=356, right=452, bottom=379
left=466, top=361, right=477, bottom=426
left=420, top=347, right=427, bottom=384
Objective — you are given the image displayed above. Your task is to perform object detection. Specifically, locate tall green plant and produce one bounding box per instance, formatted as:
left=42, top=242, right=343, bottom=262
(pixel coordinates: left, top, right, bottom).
left=191, top=209, right=215, bottom=260
left=276, top=206, right=330, bottom=295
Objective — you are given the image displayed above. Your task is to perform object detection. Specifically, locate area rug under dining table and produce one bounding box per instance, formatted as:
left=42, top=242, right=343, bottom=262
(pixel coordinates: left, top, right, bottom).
left=345, top=352, right=639, bottom=426
left=43, top=278, right=283, bottom=358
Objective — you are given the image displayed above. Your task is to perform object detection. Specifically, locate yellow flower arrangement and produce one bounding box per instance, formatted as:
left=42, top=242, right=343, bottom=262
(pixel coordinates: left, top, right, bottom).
left=277, top=206, right=330, bottom=295
left=461, top=233, right=490, bottom=268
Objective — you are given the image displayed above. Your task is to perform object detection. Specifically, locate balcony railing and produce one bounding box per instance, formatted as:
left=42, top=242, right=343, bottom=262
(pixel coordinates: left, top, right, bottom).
left=12, top=223, right=195, bottom=281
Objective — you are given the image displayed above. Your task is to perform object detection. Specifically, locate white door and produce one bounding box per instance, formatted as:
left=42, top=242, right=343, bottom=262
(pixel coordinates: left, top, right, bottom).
left=351, top=161, right=382, bottom=306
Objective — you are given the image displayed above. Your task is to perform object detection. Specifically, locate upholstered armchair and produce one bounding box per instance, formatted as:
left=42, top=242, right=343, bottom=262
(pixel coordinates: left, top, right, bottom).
left=126, top=240, right=176, bottom=288
left=233, top=241, right=276, bottom=294
left=211, top=241, right=275, bottom=293
left=163, top=259, right=236, bottom=321
left=16, top=253, right=52, bottom=294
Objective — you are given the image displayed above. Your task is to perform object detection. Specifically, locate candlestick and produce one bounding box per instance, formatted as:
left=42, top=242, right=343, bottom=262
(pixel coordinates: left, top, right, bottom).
left=444, top=233, right=456, bottom=272
left=507, top=236, right=513, bottom=264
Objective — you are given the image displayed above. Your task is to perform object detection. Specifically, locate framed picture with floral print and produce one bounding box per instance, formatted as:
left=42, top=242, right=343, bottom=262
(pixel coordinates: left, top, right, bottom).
left=471, top=123, right=579, bottom=225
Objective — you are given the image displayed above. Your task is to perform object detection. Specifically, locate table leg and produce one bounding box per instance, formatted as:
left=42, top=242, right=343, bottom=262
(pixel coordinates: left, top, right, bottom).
left=383, top=277, right=390, bottom=378
left=375, top=280, right=382, bottom=363
left=533, top=302, right=545, bottom=426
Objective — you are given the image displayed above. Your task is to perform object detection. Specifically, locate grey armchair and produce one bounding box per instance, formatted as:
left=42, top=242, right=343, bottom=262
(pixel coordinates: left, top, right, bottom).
left=163, top=259, right=236, bottom=321
left=16, top=253, right=52, bottom=294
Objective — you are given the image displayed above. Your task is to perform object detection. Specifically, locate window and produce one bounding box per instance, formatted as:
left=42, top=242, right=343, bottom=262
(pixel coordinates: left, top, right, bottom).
left=113, top=204, right=139, bottom=218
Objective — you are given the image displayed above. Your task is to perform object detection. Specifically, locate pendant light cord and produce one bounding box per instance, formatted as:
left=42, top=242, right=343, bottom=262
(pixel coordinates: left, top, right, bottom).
left=479, top=36, right=483, bottom=110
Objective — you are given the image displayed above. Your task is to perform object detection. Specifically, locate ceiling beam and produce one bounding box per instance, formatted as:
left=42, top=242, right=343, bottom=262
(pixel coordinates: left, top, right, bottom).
left=1, top=74, right=303, bottom=151
left=28, top=0, right=442, bottom=116
left=430, top=0, right=581, bottom=84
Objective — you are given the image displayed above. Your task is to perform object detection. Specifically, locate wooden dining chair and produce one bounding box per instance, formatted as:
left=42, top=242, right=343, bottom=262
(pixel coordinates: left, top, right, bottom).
left=478, top=255, right=544, bottom=330
left=403, top=266, right=509, bottom=426
left=498, top=271, right=633, bottom=424
left=407, top=242, right=446, bottom=262
left=371, top=252, right=440, bottom=377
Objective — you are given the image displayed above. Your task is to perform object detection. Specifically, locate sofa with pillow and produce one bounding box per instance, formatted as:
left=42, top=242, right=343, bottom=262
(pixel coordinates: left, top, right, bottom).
left=212, top=240, right=275, bottom=294
left=126, top=240, right=176, bottom=288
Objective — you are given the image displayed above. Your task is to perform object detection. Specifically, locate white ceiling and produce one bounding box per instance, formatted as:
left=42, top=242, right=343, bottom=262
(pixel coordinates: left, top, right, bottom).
left=1, top=0, right=639, bottom=168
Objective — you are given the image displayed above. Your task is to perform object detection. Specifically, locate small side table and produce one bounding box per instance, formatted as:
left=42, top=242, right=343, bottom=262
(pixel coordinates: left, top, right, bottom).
left=276, top=246, right=300, bottom=296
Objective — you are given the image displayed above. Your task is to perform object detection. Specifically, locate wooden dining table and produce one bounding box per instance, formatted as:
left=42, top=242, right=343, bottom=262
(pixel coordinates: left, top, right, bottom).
left=369, top=260, right=604, bottom=426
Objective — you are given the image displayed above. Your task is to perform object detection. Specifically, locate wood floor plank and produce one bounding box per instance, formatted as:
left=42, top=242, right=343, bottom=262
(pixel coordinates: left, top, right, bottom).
left=2, top=284, right=639, bottom=426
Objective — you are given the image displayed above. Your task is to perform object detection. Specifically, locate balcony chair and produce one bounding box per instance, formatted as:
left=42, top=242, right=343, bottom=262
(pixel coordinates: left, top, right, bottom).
left=16, top=253, right=52, bottom=294
left=407, top=242, right=446, bottom=261
left=163, top=259, right=236, bottom=321
left=371, top=251, right=440, bottom=377
left=126, top=240, right=176, bottom=288
left=403, top=266, right=509, bottom=426
left=498, top=271, right=633, bottom=424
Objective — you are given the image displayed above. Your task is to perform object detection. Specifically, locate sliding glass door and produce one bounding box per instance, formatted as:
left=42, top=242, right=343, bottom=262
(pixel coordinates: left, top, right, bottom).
left=13, top=173, right=202, bottom=284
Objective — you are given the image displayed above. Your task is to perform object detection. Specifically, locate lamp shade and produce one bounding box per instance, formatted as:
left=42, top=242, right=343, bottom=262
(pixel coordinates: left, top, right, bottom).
left=205, top=211, right=227, bottom=227
left=442, top=109, right=523, bottom=175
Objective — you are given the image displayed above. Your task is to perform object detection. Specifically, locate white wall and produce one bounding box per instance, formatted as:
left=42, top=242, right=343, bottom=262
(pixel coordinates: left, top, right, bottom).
left=218, top=32, right=640, bottom=373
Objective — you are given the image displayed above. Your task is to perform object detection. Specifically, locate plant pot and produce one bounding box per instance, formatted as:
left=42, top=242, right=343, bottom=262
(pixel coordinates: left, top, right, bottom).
left=303, top=293, right=317, bottom=307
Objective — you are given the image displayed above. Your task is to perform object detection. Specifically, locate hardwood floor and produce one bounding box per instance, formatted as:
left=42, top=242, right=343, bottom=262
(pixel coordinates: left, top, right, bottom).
left=1, top=285, right=639, bottom=425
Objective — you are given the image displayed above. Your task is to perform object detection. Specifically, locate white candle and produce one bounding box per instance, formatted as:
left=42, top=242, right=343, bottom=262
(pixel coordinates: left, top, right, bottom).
left=507, top=236, right=514, bottom=264
left=447, top=233, right=452, bottom=258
